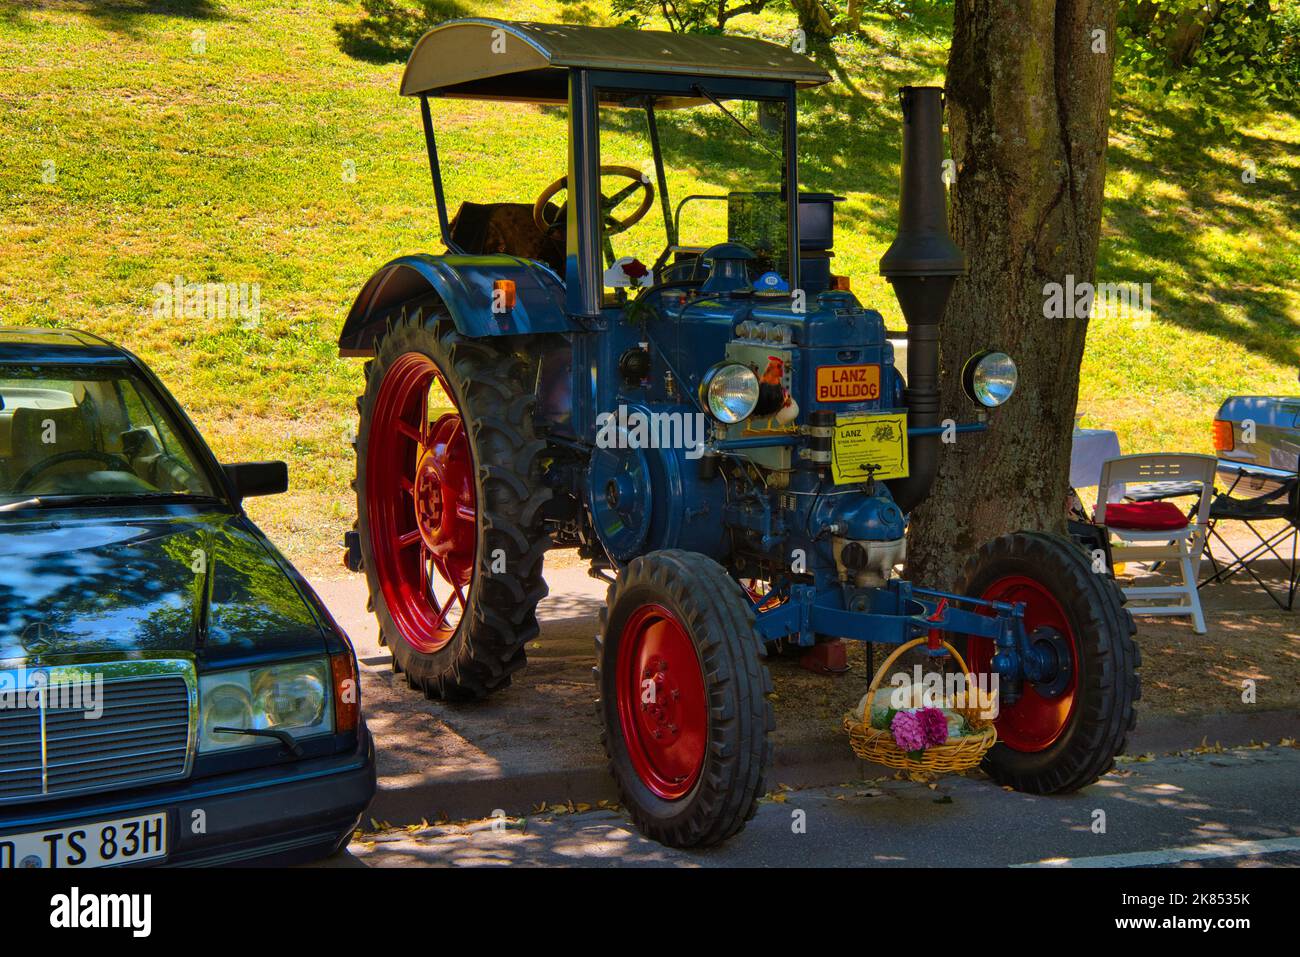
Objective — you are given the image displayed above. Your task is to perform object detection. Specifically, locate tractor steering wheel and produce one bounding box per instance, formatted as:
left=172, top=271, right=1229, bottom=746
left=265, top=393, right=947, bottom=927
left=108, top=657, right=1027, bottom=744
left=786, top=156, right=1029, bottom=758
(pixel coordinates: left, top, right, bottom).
left=14, top=450, right=136, bottom=493
left=533, top=165, right=655, bottom=238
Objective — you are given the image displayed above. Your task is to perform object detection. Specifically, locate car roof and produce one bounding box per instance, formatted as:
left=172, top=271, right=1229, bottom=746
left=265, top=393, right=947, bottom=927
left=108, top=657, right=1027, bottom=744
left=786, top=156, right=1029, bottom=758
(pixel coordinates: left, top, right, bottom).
left=0, top=327, right=135, bottom=366
left=401, top=19, right=832, bottom=103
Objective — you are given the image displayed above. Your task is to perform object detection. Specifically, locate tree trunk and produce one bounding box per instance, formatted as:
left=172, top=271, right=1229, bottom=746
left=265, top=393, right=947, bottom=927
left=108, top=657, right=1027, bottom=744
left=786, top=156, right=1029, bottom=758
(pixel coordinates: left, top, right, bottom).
left=791, top=0, right=836, bottom=39
left=904, top=0, right=1119, bottom=589
left=1166, top=1, right=1223, bottom=67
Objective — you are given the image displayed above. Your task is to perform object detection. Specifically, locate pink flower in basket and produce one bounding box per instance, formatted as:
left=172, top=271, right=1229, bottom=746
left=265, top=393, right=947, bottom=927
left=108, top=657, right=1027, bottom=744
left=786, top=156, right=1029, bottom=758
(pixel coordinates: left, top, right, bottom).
left=891, top=707, right=949, bottom=755
left=890, top=710, right=927, bottom=753
left=918, top=707, right=949, bottom=747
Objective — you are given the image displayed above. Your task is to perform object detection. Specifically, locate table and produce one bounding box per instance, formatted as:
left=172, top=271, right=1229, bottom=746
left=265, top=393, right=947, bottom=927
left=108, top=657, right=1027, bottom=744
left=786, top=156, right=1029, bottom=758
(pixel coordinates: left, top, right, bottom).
left=1070, top=427, right=1124, bottom=503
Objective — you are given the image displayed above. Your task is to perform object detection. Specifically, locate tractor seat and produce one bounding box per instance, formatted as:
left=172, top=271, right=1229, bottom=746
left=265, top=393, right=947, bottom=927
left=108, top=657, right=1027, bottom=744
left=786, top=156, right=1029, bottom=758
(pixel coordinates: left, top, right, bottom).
left=448, top=201, right=565, bottom=274
left=1098, top=500, right=1190, bottom=531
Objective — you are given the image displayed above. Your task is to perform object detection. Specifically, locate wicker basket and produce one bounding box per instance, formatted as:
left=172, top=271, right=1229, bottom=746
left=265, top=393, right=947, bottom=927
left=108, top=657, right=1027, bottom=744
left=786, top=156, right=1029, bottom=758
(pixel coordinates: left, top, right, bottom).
left=842, top=638, right=997, bottom=773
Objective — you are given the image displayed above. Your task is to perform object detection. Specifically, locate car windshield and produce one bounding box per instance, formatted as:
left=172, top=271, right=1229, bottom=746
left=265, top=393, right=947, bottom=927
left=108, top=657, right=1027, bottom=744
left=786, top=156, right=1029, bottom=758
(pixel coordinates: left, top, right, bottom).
left=0, top=364, right=218, bottom=503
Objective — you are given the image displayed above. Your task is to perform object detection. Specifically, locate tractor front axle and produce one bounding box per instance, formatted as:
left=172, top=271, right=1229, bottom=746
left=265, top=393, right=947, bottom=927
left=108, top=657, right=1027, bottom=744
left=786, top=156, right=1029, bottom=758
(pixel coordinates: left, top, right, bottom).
left=750, top=579, right=1067, bottom=706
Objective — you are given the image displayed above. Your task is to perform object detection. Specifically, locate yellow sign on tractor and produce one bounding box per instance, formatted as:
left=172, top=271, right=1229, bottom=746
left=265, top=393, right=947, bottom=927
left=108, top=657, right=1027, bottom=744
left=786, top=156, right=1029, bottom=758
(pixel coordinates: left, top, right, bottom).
left=831, top=412, right=909, bottom=483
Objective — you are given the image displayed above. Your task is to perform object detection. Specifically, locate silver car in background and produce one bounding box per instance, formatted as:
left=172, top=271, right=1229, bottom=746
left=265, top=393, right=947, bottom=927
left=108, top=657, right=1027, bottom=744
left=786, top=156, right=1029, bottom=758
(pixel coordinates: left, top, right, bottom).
left=1214, top=372, right=1300, bottom=494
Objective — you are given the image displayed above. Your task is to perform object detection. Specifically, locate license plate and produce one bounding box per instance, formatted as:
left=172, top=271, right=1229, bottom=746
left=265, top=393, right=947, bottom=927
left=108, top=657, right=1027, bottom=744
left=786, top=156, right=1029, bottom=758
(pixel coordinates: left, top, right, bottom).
left=815, top=364, right=880, bottom=403
left=831, top=412, right=909, bottom=484
left=0, top=811, right=167, bottom=869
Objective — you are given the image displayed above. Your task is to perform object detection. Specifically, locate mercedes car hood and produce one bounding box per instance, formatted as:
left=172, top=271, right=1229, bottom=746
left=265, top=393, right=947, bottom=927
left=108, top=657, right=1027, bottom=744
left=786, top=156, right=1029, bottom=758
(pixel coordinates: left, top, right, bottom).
left=0, top=507, right=327, bottom=666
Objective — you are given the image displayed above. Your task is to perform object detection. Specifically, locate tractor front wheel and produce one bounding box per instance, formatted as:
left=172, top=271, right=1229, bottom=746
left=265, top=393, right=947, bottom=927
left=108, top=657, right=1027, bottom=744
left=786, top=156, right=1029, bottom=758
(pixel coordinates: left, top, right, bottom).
left=598, top=550, right=774, bottom=847
left=353, top=306, right=551, bottom=700
left=956, top=531, right=1140, bottom=794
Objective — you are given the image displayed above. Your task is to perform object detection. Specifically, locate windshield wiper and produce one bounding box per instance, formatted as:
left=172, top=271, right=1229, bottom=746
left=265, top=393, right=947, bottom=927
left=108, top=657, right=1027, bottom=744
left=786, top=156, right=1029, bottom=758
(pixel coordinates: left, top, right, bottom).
left=0, top=497, right=43, bottom=512
left=0, top=492, right=225, bottom=510
left=691, top=84, right=781, bottom=160
left=213, top=726, right=304, bottom=757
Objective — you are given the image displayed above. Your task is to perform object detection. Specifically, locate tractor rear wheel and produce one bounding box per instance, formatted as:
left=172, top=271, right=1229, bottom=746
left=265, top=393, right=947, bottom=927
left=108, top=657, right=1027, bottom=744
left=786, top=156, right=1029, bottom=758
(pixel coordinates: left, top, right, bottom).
left=955, top=531, right=1140, bottom=793
left=353, top=306, right=551, bottom=700
left=597, top=550, right=774, bottom=847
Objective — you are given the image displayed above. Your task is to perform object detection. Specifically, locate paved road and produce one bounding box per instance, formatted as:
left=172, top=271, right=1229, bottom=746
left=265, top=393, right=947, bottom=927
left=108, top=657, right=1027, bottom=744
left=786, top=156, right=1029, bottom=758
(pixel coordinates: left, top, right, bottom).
left=329, top=744, right=1300, bottom=868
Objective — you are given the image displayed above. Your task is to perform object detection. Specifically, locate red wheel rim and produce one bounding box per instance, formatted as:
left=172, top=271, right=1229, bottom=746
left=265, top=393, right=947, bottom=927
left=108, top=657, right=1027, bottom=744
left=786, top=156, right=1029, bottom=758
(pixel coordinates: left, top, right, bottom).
left=969, top=576, right=1079, bottom=752
left=366, top=352, right=476, bottom=654
left=615, top=604, right=708, bottom=800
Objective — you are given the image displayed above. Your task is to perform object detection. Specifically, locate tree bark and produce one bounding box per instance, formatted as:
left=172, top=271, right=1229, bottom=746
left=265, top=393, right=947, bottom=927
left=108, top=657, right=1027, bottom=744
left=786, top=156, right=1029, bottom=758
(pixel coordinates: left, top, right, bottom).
left=790, top=0, right=836, bottom=39
left=904, top=0, right=1119, bottom=589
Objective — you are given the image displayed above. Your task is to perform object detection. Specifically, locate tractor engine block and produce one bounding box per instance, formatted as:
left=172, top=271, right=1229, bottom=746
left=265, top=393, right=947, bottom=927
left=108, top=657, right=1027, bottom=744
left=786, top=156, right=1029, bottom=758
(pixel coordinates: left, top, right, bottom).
left=711, top=289, right=909, bottom=589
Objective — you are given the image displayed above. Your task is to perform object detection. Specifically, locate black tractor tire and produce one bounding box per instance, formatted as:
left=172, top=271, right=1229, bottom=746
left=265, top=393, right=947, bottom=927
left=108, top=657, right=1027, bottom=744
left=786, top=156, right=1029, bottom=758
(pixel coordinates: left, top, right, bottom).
left=353, top=305, right=551, bottom=700
left=954, top=531, right=1140, bottom=794
left=597, top=550, right=774, bottom=847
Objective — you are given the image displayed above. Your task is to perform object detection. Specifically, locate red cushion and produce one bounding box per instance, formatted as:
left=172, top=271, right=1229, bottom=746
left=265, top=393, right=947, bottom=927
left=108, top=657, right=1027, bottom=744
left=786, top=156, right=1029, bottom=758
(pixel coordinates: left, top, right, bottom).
left=1101, top=501, right=1190, bottom=531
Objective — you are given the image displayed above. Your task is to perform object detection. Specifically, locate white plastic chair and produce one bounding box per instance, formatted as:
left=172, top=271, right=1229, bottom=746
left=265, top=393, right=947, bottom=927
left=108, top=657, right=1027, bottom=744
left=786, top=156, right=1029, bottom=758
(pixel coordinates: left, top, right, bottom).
left=1095, top=454, right=1217, bottom=634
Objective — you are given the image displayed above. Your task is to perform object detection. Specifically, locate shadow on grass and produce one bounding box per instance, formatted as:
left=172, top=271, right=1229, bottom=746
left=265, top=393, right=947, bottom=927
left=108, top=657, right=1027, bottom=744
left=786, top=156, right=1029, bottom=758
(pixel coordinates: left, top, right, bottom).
left=11, top=0, right=229, bottom=34
left=334, top=0, right=469, bottom=64
left=333, top=0, right=607, bottom=64
left=1103, top=89, right=1300, bottom=370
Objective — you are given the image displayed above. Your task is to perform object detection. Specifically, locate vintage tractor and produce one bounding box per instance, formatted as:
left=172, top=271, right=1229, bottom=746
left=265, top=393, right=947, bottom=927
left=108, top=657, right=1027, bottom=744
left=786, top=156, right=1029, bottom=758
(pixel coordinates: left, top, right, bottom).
left=339, top=19, right=1140, bottom=847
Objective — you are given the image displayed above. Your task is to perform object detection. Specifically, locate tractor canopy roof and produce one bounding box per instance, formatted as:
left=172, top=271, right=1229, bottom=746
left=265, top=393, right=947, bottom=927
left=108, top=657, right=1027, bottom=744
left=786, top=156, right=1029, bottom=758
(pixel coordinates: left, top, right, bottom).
left=400, top=19, right=831, bottom=104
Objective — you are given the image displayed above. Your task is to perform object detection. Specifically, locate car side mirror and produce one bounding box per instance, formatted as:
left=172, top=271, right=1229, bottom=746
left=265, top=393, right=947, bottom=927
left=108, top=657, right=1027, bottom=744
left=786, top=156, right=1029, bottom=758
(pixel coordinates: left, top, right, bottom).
left=223, top=461, right=289, bottom=499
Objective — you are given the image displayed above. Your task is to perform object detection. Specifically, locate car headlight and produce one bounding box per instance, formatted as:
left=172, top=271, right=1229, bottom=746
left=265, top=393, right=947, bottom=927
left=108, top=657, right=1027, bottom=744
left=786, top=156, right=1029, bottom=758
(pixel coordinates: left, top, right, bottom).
left=962, top=351, right=1018, bottom=407
left=700, top=362, right=760, bottom=424
left=199, top=660, right=333, bottom=752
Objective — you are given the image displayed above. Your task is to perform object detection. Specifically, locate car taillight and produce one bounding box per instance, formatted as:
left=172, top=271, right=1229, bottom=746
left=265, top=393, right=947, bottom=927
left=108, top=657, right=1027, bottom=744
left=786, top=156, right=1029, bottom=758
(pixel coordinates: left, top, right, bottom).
left=330, top=651, right=360, bottom=733
left=1213, top=419, right=1234, bottom=452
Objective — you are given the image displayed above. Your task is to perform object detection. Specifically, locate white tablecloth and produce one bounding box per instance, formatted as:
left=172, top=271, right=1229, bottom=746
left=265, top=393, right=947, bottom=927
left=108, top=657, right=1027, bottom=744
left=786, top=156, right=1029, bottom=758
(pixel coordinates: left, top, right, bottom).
left=1070, top=428, right=1124, bottom=502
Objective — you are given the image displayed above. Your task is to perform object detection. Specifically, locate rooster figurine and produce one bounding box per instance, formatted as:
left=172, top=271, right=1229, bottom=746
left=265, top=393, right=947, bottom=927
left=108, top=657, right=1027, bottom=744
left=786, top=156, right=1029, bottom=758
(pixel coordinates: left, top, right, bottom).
left=755, top=356, right=799, bottom=430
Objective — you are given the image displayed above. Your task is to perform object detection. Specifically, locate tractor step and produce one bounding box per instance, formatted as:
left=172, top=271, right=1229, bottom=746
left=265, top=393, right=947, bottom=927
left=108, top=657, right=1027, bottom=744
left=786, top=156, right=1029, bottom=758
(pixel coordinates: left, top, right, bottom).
left=342, top=529, right=363, bottom=573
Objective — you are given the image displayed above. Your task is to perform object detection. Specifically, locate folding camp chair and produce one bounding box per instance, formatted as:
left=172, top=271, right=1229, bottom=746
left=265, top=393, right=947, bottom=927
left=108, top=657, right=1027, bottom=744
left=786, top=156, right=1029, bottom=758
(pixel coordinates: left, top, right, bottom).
left=1095, top=454, right=1217, bottom=634
left=1200, top=469, right=1299, bottom=611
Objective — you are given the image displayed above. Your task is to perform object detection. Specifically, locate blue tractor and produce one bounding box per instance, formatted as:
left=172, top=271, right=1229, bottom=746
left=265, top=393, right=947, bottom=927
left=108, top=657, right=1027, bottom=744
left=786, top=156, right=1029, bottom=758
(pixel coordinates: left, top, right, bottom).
left=340, top=19, right=1140, bottom=846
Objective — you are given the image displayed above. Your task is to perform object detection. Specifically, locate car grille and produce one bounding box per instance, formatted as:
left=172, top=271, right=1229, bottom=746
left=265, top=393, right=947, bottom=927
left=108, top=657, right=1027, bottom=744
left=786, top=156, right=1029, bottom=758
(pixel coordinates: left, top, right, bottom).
left=0, top=664, right=195, bottom=804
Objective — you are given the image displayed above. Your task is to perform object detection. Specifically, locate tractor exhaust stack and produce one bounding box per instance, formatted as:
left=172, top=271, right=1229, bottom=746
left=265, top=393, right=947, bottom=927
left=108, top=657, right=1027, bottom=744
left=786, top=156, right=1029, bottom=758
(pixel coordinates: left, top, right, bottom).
left=879, top=85, right=966, bottom=514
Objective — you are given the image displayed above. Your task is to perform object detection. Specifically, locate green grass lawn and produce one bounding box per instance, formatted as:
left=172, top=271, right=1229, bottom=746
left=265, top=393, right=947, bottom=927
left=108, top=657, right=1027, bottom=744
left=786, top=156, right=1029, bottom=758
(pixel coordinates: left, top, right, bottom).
left=2, top=0, right=1297, bottom=576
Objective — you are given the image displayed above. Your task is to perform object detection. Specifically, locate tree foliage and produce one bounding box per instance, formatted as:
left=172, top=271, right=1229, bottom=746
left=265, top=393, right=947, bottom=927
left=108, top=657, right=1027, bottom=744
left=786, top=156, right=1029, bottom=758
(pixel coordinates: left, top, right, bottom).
left=1118, top=0, right=1300, bottom=132
left=608, top=0, right=935, bottom=37
left=610, top=0, right=771, bottom=32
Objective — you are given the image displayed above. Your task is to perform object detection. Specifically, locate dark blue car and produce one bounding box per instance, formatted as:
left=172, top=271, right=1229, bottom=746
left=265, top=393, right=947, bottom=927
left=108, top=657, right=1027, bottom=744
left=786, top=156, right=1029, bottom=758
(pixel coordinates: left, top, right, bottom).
left=0, top=327, right=375, bottom=867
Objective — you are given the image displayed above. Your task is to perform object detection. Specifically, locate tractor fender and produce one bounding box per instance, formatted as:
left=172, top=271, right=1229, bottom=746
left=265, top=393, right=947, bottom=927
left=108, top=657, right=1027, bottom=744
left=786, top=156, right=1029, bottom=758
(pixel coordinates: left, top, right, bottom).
left=338, top=253, right=576, bottom=356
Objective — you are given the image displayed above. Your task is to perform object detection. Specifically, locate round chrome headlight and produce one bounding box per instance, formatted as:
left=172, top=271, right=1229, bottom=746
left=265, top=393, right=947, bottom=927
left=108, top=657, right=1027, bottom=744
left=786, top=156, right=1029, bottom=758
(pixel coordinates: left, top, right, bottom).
left=962, top=351, right=1018, bottom=407
left=700, top=362, right=760, bottom=424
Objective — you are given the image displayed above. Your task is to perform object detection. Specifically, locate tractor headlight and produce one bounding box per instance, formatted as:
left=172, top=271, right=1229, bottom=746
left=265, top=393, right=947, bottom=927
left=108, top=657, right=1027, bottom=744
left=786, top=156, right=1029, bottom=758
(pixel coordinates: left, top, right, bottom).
left=962, top=351, right=1018, bottom=407
left=700, top=362, right=760, bottom=424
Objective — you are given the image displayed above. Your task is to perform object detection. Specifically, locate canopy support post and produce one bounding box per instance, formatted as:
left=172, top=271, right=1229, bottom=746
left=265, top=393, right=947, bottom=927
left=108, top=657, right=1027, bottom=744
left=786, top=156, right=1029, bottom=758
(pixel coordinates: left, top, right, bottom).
left=645, top=102, right=676, bottom=249
left=784, top=87, right=801, bottom=294
left=567, top=69, right=602, bottom=317
left=420, top=94, right=464, bottom=254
